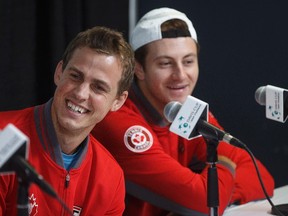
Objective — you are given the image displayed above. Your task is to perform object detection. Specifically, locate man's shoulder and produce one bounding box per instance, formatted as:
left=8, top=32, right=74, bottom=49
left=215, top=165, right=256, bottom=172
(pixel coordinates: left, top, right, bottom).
left=89, top=135, right=122, bottom=164
left=0, top=107, right=34, bottom=129
left=102, top=98, right=143, bottom=122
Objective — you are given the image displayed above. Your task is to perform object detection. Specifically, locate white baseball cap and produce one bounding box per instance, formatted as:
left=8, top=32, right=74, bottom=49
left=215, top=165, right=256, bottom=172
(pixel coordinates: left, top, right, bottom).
left=130, top=7, right=197, bottom=51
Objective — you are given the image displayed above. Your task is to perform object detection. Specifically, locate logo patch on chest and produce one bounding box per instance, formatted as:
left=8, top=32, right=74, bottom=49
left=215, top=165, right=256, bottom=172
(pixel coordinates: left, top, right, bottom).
left=28, top=194, right=38, bottom=216
left=73, top=206, right=82, bottom=215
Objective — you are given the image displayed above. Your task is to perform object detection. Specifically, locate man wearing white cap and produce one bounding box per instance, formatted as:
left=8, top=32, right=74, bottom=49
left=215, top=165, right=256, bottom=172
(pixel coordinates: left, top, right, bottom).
left=92, top=7, right=274, bottom=216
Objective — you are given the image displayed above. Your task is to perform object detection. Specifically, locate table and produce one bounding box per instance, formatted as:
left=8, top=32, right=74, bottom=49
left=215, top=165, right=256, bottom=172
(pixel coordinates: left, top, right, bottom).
left=223, top=185, right=288, bottom=216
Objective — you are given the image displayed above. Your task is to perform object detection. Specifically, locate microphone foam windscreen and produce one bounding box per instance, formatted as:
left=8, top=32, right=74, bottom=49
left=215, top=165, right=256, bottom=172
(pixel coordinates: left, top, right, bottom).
left=255, top=86, right=266, bottom=105
left=163, top=101, right=182, bottom=123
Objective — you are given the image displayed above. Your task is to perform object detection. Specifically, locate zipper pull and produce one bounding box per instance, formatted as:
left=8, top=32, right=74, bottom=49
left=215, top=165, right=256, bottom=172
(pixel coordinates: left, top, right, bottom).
left=65, top=173, right=70, bottom=188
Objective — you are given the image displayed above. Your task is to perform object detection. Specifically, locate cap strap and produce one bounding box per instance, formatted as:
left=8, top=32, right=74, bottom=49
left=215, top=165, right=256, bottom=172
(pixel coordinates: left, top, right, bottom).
left=161, top=29, right=191, bottom=38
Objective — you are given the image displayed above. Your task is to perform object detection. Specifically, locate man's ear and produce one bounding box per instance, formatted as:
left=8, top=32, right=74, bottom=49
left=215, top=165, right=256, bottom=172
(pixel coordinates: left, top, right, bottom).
left=134, top=61, right=145, bottom=80
left=54, top=61, right=63, bottom=85
left=110, top=91, right=129, bottom=112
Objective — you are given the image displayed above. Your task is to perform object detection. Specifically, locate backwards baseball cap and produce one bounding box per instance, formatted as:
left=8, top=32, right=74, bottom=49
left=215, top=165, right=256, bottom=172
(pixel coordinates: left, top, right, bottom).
left=130, top=7, right=197, bottom=51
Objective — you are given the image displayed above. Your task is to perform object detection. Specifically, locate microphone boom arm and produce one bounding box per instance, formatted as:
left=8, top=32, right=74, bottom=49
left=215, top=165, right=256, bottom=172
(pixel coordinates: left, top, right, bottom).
left=198, top=120, right=245, bottom=149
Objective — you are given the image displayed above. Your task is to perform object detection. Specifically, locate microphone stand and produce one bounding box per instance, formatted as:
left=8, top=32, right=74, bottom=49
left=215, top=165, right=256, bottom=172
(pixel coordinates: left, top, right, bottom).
left=12, top=157, right=74, bottom=216
left=203, top=136, right=219, bottom=216
left=15, top=167, right=31, bottom=216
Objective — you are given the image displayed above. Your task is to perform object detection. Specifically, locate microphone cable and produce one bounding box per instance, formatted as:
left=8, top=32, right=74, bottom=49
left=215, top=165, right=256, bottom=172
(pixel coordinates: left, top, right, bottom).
left=235, top=139, right=286, bottom=216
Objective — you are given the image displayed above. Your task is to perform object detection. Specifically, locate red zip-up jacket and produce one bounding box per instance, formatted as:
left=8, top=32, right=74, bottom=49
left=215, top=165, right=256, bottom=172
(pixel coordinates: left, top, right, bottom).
left=0, top=99, right=125, bottom=216
left=92, top=82, right=275, bottom=216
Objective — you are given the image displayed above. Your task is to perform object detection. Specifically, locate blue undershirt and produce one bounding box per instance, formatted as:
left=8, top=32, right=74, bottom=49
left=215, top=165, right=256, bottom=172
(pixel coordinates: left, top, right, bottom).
left=61, top=146, right=83, bottom=170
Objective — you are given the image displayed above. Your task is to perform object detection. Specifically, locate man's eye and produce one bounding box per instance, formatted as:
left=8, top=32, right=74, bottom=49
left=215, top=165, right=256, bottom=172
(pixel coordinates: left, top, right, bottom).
left=70, top=73, right=80, bottom=80
left=92, top=85, right=107, bottom=93
left=159, top=61, right=171, bottom=67
left=184, top=60, right=194, bottom=65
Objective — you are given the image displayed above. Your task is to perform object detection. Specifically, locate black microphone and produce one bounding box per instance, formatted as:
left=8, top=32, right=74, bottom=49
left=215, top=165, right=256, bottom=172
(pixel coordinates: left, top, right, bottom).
left=0, top=124, right=57, bottom=198
left=255, top=85, right=288, bottom=123
left=164, top=96, right=245, bottom=148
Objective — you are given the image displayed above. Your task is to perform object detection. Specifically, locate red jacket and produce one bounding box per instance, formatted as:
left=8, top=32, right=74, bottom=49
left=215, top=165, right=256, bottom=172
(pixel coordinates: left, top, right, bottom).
left=0, top=99, right=125, bottom=216
left=92, top=83, right=275, bottom=216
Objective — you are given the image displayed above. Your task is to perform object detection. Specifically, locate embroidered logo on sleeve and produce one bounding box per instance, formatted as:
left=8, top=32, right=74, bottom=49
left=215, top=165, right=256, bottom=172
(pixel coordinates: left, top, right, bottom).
left=124, top=126, right=153, bottom=153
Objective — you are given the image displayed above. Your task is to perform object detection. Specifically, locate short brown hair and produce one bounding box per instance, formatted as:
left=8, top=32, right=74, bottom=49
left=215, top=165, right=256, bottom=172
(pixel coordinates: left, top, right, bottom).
left=62, top=26, right=135, bottom=96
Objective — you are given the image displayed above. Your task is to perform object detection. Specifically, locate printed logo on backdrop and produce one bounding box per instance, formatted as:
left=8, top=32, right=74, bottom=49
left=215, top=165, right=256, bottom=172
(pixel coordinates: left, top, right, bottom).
left=124, top=126, right=153, bottom=153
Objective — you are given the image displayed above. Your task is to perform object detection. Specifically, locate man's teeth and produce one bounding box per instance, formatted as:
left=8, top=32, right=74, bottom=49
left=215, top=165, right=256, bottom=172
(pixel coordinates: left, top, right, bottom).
left=67, top=102, right=85, bottom=114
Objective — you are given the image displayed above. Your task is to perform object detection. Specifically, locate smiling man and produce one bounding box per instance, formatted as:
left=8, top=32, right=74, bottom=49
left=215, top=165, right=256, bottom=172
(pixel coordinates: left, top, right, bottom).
left=92, top=8, right=275, bottom=216
left=0, top=26, right=134, bottom=215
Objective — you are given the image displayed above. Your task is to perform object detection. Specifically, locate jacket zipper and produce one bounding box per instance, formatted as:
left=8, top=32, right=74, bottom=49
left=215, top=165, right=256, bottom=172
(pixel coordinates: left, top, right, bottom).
left=65, top=172, right=70, bottom=188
